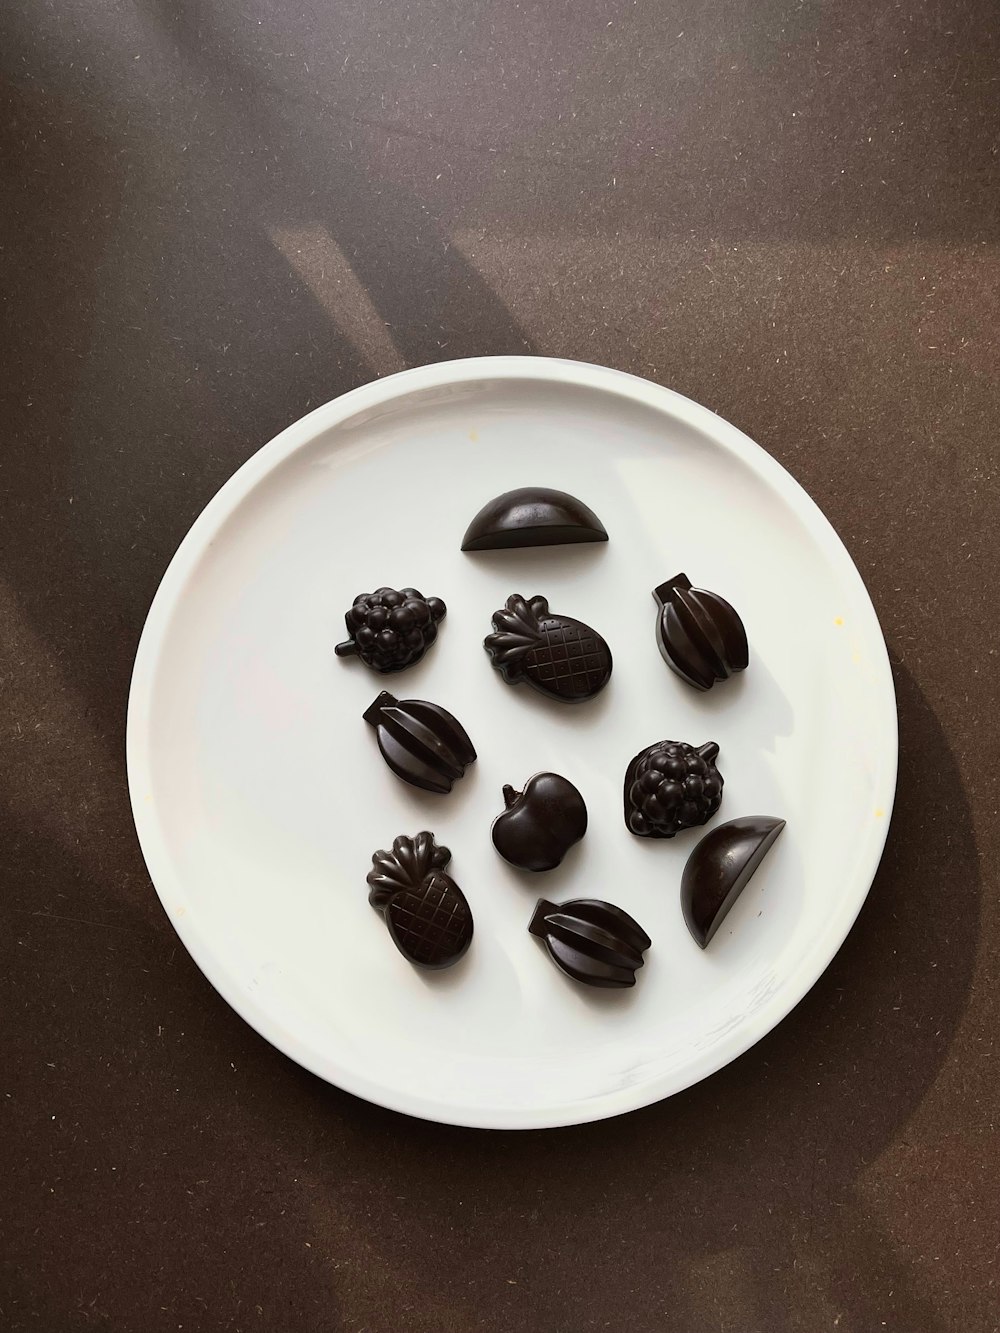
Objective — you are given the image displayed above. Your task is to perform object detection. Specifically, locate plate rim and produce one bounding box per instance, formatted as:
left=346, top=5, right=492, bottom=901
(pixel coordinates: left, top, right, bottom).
left=126, top=355, right=898, bottom=1129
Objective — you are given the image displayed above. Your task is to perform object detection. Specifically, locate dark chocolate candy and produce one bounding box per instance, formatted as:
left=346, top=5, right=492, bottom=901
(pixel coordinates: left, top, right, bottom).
left=335, top=587, right=446, bottom=673
left=528, top=898, right=651, bottom=989
left=367, top=832, right=473, bottom=969
left=492, top=772, right=587, bottom=871
left=624, top=740, right=723, bottom=838
left=484, top=594, right=612, bottom=702
left=363, top=691, right=476, bottom=794
left=461, top=487, right=608, bottom=551
left=681, top=816, right=785, bottom=948
left=653, top=574, right=749, bottom=691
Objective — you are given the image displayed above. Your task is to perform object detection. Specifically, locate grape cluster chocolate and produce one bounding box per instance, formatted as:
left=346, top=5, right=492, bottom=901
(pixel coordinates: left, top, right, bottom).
left=624, top=741, right=724, bottom=839
left=336, top=586, right=446, bottom=673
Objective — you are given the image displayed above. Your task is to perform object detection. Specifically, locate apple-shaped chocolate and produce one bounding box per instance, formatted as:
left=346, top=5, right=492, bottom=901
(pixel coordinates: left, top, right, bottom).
left=491, top=772, right=587, bottom=872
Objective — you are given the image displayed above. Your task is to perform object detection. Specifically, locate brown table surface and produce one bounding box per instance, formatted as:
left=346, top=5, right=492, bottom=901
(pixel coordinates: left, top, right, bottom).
left=3, top=1, right=998, bottom=1329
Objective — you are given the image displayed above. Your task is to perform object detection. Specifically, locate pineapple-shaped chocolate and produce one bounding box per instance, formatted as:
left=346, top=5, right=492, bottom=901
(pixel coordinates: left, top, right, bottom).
left=484, top=593, right=612, bottom=703
left=366, top=832, right=473, bottom=969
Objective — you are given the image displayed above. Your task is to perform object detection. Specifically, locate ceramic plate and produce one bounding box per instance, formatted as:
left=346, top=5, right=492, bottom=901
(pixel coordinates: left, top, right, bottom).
left=127, top=357, right=897, bottom=1128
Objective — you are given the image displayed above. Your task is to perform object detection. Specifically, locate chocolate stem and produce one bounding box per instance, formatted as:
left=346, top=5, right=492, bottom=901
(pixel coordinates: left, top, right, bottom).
left=652, top=572, right=692, bottom=607
left=502, top=784, right=520, bottom=809
left=334, top=640, right=358, bottom=658
left=528, top=899, right=557, bottom=937
left=698, top=741, right=720, bottom=763
left=363, top=691, right=396, bottom=726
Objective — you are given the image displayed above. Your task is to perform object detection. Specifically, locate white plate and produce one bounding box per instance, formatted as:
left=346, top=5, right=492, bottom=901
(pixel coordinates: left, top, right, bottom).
left=127, top=357, right=897, bottom=1129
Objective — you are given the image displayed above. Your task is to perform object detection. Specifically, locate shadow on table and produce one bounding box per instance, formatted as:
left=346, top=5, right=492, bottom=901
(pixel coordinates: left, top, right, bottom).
left=1, top=4, right=988, bottom=1324
left=302, top=659, right=977, bottom=1331
left=0, top=0, right=535, bottom=765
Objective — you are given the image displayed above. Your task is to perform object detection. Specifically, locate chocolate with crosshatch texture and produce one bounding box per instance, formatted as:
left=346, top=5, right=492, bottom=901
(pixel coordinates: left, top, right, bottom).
left=484, top=593, right=612, bottom=702
left=367, top=832, right=473, bottom=969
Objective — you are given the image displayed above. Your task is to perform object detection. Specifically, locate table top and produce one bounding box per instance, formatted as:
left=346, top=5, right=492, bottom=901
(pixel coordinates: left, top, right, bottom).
left=2, top=2, right=997, bottom=1329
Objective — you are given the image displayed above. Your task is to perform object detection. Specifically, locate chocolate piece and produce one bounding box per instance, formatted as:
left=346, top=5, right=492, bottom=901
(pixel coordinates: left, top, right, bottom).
left=335, top=587, right=446, bottom=673
left=367, top=832, right=473, bottom=969
left=492, top=772, right=587, bottom=871
left=528, top=898, right=651, bottom=989
left=461, top=487, right=609, bottom=551
left=653, top=574, right=749, bottom=691
left=484, top=594, right=612, bottom=702
left=363, top=691, right=476, bottom=794
left=681, top=816, right=785, bottom=948
left=624, top=740, right=723, bottom=838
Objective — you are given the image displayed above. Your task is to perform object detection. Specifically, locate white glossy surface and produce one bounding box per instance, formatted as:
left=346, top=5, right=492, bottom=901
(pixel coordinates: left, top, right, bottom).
left=127, top=358, right=897, bottom=1128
